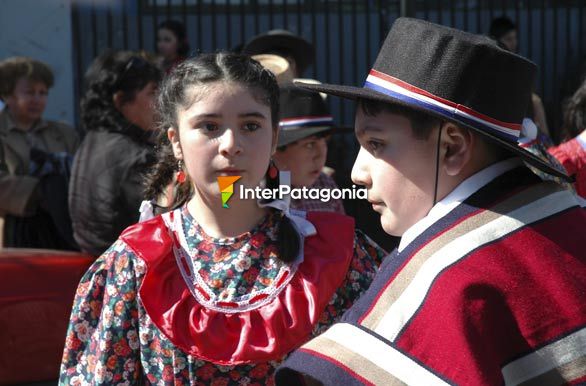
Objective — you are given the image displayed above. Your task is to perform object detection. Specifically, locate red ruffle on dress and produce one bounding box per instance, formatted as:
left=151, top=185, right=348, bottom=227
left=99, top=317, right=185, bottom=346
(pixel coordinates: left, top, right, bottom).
left=59, top=207, right=386, bottom=385
left=122, top=209, right=355, bottom=365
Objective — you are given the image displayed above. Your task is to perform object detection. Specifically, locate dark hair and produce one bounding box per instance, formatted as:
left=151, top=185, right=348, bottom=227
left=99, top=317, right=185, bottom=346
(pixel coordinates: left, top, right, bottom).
left=145, top=52, right=300, bottom=262
left=0, top=57, right=54, bottom=99
left=489, top=16, right=516, bottom=41
left=357, top=98, right=441, bottom=140
left=80, top=50, right=161, bottom=134
left=357, top=98, right=513, bottom=161
left=158, top=20, right=190, bottom=57
left=561, top=80, right=586, bottom=140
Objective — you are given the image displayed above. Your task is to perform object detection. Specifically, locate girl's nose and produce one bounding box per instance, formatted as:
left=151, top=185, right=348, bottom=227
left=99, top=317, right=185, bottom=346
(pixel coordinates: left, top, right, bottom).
left=218, top=128, right=243, bottom=157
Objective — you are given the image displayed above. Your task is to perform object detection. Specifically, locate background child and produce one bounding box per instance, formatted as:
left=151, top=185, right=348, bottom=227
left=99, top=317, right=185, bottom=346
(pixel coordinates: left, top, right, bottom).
left=60, top=52, right=385, bottom=385
left=274, top=83, right=344, bottom=213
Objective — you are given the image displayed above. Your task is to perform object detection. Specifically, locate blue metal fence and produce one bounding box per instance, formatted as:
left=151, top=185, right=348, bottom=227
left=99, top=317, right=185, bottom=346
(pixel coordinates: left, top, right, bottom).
left=72, top=0, right=586, bottom=141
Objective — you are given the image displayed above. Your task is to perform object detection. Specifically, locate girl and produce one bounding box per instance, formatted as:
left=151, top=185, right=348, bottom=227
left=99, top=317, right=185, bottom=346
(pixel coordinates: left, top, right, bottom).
left=60, top=52, right=385, bottom=385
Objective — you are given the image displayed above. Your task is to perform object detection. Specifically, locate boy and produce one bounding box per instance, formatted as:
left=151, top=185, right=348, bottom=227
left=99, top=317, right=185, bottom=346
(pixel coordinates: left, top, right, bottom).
left=276, top=18, right=586, bottom=385
left=274, top=83, right=344, bottom=214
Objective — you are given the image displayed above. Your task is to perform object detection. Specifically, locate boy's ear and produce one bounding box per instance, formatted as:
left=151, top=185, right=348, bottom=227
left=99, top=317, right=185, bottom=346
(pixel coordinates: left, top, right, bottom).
left=167, top=127, right=183, bottom=160
left=441, top=122, right=474, bottom=176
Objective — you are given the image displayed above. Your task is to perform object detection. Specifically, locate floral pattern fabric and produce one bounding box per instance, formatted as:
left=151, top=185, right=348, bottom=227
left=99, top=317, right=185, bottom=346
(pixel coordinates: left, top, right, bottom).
left=59, top=209, right=386, bottom=385
left=182, top=208, right=284, bottom=301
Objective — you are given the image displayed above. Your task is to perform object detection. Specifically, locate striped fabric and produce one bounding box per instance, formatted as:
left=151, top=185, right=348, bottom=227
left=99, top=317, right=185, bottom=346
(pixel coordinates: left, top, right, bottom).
left=276, top=168, right=586, bottom=386
left=501, top=327, right=586, bottom=386
left=364, top=69, right=521, bottom=143
left=359, top=185, right=574, bottom=339
left=301, top=323, right=449, bottom=386
left=279, top=115, right=333, bottom=129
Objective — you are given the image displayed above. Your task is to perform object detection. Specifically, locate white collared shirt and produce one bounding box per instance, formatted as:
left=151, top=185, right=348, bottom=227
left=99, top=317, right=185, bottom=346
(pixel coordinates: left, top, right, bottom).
left=398, top=158, right=523, bottom=252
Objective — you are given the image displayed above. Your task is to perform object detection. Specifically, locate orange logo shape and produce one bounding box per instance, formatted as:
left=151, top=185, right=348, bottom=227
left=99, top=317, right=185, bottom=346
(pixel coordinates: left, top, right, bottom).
left=217, top=176, right=241, bottom=208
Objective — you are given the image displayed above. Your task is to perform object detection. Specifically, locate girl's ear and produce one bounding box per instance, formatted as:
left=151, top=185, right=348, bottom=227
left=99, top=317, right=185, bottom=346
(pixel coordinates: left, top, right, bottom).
left=112, top=91, right=124, bottom=110
left=167, top=127, right=183, bottom=159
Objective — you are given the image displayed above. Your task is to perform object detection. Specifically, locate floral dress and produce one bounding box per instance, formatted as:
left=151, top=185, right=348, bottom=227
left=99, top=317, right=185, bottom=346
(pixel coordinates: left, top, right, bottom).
left=59, top=207, right=386, bottom=385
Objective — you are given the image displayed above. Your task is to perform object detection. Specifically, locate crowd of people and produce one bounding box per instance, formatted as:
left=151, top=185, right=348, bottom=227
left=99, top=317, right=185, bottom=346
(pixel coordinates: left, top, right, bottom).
left=0, top=16, right=585, bottom=385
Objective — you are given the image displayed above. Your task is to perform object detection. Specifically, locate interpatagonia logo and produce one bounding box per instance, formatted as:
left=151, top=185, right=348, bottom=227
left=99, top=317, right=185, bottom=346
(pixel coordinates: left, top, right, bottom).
left=217, top=176, right=241, bottom=208
left=218, top=172, right=367, bottom=208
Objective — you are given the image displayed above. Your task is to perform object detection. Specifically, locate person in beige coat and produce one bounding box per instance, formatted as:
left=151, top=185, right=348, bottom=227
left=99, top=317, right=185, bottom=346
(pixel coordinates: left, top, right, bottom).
left=0, top=57, right=79, bottom=249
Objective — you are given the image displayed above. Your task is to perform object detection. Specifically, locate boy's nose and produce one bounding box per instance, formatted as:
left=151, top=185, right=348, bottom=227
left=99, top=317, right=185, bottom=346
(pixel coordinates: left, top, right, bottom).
left=313, top=138, right=328, bottom=159
left=351, top=147, right=372, bottom=187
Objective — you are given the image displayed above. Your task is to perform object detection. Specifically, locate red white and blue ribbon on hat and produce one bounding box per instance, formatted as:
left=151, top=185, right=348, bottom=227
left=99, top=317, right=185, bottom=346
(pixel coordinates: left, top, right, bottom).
left=363, top=69, right=521, bottom=143
left=279, top=116, right=334, bottom=130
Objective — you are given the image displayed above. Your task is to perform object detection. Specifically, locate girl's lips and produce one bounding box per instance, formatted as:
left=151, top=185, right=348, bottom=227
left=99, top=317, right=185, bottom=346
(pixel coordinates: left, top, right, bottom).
left=217, top=169, right=243, bottom=176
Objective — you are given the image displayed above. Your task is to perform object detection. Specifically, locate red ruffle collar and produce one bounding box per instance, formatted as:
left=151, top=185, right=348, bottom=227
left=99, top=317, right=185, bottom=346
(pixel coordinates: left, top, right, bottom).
left=120, top=210, right=355, bottom=365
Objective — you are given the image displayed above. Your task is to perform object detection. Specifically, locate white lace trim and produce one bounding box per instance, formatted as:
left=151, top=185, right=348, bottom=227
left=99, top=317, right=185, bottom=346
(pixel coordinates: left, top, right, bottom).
left=162, top=209, right=305, bottom=314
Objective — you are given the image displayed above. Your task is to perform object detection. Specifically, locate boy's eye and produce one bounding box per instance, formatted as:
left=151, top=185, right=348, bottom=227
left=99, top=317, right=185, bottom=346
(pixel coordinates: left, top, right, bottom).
left=367, top=140, right=384, bottom=152
left=303, top=141, right=316, bottom=150
left=243, top=122, right=260, bottom=132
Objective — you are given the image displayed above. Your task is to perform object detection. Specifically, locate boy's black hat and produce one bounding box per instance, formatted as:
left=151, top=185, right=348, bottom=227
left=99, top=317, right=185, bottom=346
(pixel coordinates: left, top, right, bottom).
left=278, top=83, right=333, bottom=147
left=242, top=29, right=314, bottom=75
left=294, top=17, right=570, bottom=181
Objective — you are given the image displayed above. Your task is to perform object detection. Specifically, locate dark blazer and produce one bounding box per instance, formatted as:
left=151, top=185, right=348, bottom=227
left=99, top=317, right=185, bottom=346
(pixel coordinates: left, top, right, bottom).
left=69, top=122, right=155, bottom=256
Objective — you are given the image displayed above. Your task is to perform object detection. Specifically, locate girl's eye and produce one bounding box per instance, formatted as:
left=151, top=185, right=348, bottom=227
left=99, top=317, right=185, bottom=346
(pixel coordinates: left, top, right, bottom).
left=243, top=122, right=260, bottom=132
left=201, top=123, right=219, bottom=132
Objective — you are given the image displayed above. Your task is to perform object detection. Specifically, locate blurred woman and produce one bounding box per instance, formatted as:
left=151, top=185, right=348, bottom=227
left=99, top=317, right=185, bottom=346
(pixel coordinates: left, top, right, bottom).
left=69, top=50, right=161, bottom=256
left=0, top=57, right=78, bottom=249
left=157, top=20, right=190, bottom=74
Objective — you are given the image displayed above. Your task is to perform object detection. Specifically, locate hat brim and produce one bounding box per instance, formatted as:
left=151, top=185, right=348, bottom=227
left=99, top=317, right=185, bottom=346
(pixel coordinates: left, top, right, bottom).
left=278, top=126, right=332, bottom=147
left=294, top=81, right=571, bottom=182
left=244, top=35, right=314, bottom=74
